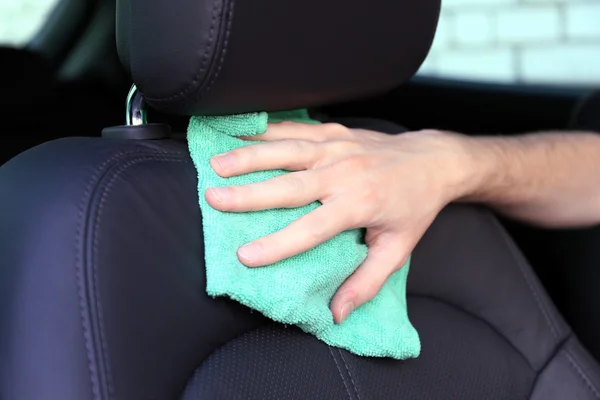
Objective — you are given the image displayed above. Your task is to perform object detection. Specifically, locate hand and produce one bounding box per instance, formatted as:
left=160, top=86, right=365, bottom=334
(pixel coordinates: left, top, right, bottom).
left=206, top=122, right=472, bottom=323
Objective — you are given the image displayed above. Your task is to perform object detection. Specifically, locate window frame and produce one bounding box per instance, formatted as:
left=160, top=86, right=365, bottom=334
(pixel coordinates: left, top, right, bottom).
left=26, top=0, right=97, bottom=69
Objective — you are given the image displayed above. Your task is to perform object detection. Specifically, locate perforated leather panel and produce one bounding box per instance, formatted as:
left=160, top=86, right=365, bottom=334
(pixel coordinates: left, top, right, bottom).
left=183, top=298, right=534, bottom=400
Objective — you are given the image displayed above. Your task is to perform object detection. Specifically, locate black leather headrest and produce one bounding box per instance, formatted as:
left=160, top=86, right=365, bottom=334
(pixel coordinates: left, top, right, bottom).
left=117, top=0, right=440, bottom=116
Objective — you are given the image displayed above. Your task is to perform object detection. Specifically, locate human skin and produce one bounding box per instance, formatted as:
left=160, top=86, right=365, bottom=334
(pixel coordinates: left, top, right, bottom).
left=205, top=122, right=600, bottom=323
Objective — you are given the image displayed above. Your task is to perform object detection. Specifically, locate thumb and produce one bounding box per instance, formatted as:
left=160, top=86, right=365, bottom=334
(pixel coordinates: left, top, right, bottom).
left=330, top=233, right=411, bottom=324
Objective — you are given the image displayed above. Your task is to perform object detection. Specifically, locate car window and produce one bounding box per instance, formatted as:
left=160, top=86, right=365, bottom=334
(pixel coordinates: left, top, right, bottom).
left=0, top=0, right=62, bottom=46
left=418, top=0, right=600, bottom=86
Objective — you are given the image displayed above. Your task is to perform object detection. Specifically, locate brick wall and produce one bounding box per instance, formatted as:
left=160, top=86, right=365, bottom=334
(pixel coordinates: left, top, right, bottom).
left=0, top=0, right=60, bottom=46
left=419, top=0, right=600, bottom=85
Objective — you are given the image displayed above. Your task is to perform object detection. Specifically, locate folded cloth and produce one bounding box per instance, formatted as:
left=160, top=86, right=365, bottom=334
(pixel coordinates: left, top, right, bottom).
left=187, top=109, right=420, bottom=359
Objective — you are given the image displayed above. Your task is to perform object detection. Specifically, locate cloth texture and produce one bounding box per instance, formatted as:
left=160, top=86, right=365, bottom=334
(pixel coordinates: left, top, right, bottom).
left=187, top=109, right=420, bottom=359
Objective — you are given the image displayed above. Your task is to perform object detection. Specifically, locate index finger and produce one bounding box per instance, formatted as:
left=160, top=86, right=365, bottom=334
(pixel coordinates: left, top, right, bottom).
left=240, top=121, right=350, bottom=142
left=237, top=199, right=353, bottom=267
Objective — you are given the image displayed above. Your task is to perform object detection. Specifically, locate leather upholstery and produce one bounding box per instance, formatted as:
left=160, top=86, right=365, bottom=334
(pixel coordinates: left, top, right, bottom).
left=2, top=119, right=600, bottom=399
left=116, top=0, right=440, bottom=116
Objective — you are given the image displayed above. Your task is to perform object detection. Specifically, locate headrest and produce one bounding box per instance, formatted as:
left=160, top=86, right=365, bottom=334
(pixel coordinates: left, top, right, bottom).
left=116, top=0, right=440, bottom=116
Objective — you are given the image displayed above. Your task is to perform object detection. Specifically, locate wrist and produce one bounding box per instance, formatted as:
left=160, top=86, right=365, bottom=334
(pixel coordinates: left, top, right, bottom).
left=424, top=129, right=498, bottom=204
left=451, top=133, right=507, bottom=203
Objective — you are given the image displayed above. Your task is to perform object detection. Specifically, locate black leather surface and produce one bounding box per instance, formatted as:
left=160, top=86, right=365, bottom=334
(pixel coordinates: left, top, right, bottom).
left=410, top=205, right=570, bottom=371
left=531, top=337, right=600, bottom=400
left=185, top=299, right=535, bottom=400
left=0, top=138, right=268, bottom=400
left=116, top=0, right=440, bottom=116
left=1, top=120, right=600, bottom=399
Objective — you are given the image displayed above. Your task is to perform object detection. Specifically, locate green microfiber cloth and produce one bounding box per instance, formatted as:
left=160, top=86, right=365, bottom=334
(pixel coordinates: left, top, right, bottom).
left=187, top=109, right=420, bottom=359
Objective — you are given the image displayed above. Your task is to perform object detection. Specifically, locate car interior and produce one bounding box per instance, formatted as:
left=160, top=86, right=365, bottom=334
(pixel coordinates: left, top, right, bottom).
left=1, top=0, right=600, bottom=399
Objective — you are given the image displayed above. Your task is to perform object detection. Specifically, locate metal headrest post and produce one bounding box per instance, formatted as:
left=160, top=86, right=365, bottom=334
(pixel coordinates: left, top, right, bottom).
left=101, top=84, right=171, bottom=140
left=126, top=85, right=148, bottom=126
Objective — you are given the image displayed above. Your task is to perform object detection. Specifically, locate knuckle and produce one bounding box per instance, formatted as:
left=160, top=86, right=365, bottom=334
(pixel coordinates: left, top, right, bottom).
left=289, top=139, right=314, bottom=155
left=328, top=139, right=361, bottom=155
left=345, top=203, right=368, bottom=228
left=356, top=205, right=376, bottom=226
left=280, top=140, right=318, bottom=170
left=219, top=186, right=241, bottom=210
left=355, top=184, right=381, bottom=221
left=279, top=120, right=296, bottom=126
left=344, top=155, right=369, bottom=171
left=227, top=148, right=247, bottom=166
left=398, top=253, right=411, bottom=268
left=322, top=123, right=351, bottom=139
left=307, top=216, right=330, bottom=242
left=362, top=279, right=384, bottom=302
left=283, top=173, right=306, bottom=193
left=361, top=181, right=379, bottom=204
left=233, top=143, right=265, bottom=165
left=385, top=241, right=412, bottom=269
left=396, top=244, right=413, bottom=267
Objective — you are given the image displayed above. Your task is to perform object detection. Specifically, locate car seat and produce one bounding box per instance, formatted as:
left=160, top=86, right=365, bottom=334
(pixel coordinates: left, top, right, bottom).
left=1, top=0, right=600, bottom=399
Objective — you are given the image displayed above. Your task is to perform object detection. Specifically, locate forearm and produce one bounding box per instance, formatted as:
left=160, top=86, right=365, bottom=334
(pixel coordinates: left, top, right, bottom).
left=458, top=131, right=600, bottom=228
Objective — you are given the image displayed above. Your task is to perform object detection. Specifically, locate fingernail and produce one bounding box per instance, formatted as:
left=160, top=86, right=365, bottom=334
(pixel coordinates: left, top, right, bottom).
left=209, top=187, right=231, bottom=203
left=339, top=302, right=355, bottom=323
left=212, top=152, right=235, bottom=171
left=238, top=243, right=261, bottom=263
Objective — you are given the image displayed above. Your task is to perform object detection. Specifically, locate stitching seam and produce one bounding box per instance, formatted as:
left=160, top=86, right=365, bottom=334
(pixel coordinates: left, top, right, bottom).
left=91, top=155, right=188, bottom=399
left=565, top=350, right=600, bottom=399
left=145, top=0, right=220, bottom=102
left=77, top=149, right=150, bottom=400
left=198, top=0, right=234, bottom=98
left=411, top=293, right=536, bottom=371
left=328, top=346, right=353, bottom=400
left=337, top=349, right=361, bottom=400
left=489, top=213, right=559, bottom=339
left=77, top=150, right=186, bottom=399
